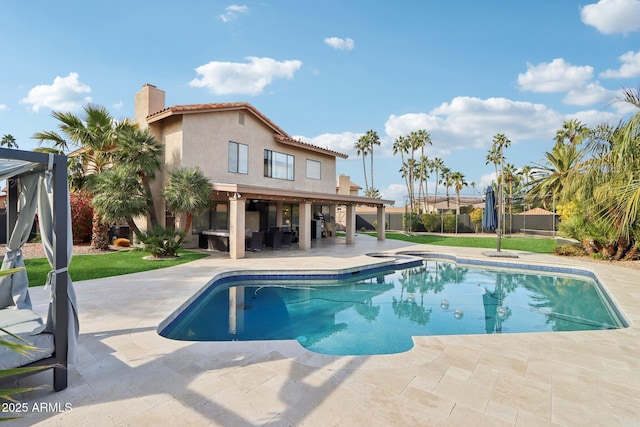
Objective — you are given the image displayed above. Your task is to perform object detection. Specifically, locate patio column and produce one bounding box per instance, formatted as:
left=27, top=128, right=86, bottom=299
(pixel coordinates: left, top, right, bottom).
left=346, top=204, right=356, bottom=245
left=299, top=201, right=311, bottom=250
left=377, top=205, right=386, bottom=241
left=229, top=195, right=245, bottom=259
left=327, top=204, right=337, bottom=240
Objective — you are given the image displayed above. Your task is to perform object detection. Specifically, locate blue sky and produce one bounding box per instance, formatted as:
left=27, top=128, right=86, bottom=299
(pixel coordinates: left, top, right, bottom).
left=2, top=0, right=640, bottom=205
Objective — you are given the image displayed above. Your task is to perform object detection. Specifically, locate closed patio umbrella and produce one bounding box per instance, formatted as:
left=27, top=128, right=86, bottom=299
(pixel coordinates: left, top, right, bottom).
left=482, top=186, right=497, bottom=231
left=483, top=186, right=502, bottom=252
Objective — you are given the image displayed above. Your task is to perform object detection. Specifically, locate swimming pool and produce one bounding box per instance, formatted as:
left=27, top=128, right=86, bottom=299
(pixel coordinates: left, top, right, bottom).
left=159, top=256, right=627, bottom=355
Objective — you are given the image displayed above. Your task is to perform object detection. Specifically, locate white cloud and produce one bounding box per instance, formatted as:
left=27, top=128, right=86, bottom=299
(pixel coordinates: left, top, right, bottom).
left=562, top=82, right=617, bottom=106
left=566, top=109, right=623, bottom=128
left=386, top=96, right=562, bottom=152
left=380, top=183, right=407, bottom=206
left=600, top=50, right=640, bottom=78
left=293, top=131, right=361, bottom=156
left=220, top=4, right=248, bottom=23
left=189, top=56, right=303, bottom=96
left=518, top=58, right=594, bottom=93
left=324, top=37, right=355, bottom=51
left=0, top=104, right=7, bottom=112
left=20, top=72, right=91, bottom=112
left=112, top=100, right=124, bottom=110
left=581, top=0, right=640, bottom=35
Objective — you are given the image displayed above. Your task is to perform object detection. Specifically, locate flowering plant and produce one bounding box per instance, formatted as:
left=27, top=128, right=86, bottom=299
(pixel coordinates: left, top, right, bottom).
left=70, top=191, right=93, bottom=243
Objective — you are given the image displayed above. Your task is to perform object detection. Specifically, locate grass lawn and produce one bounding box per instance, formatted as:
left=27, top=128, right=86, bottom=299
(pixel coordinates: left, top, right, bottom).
left=374, top=232, right=557, bottom=254
left=25, top=249, right=209, bottom=287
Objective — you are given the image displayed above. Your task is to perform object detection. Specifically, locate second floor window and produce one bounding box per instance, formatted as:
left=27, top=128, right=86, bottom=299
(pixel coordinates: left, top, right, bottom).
left=228, top=141, right=248, bottom=174
left=306, top=159, right=321, bottom=179
left=264, top=149, right=294, bottom=180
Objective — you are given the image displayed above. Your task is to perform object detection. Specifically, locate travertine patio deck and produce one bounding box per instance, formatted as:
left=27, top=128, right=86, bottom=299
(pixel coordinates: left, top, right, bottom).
left=5, top=235, right=640, bottom=426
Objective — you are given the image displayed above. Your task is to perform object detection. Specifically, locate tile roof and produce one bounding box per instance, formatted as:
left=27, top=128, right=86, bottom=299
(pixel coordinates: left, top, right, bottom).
left=146, top=102, right=348, bottom=159
left=273, top=134, right=348, bottom=159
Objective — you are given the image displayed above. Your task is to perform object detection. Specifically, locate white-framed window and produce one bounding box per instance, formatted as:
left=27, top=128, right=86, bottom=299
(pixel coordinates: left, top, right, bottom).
left=306, top=159, right=321, bottom=179
left=264, top=149, right=295, bottom=181
left=228, top=141, right=248, bottom=174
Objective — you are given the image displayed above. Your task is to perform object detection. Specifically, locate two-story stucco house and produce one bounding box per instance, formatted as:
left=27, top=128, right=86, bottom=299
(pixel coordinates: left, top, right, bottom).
left=134, top=84, right=391, bottom=259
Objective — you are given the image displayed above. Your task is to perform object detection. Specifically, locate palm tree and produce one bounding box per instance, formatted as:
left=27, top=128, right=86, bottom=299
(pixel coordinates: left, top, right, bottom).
left=410, top=130, right=432, bottom=211
left=417, top=155, right=430, bottom=212
left=441, top=167, right=453, bottom=209
left=361, top=130, right=381, bottom=196
left=450, top=171, right=467, bottom=215
left=527, top=142, right=581, bottom=209
left=555, top=119, right=589, bottom=146
left=431, top=157, right=444, bottom=212
left=0, top=134, right=18, bottom=149
left=113, top=125, right=163, bottom=226
left=91, top=166, right=148, bottom=238
left=354, top=134, right=370, bottom=194
left=163, top=166, right=211, bottom=233
left=33, top=104, right=125, bottom=250
left=393, top=135, right=412, bottom=210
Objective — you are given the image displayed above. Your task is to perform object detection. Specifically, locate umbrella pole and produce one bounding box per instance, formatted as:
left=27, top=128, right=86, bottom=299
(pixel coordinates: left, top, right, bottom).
left=497, top=182, right=502, bottom=252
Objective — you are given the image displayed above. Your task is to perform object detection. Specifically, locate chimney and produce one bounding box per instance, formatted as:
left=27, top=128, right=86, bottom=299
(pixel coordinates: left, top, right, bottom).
left=337, top=174, right=351, bottom=195
left=134, top=84, right=165, bottom=128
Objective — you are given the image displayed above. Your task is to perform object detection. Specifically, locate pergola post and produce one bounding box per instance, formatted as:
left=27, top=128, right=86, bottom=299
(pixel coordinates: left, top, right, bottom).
left=377, top=205, right=386, bottom=241
left=229, top=195, right=245, bottom=259
left=298, top=202, right=311, bottom=250
left=346, top=205, right=356, bottom=245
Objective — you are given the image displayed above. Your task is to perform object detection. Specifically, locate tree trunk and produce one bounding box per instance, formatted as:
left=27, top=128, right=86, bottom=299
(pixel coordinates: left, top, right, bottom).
left=183, top=213, right=193, bottom=234
left=126, top=219, right=142, bottom=241
left=90, top=211, right=110, bottom=250
left=613, top=237, right=630, bottom=261
left=142, top=176, right=158, bottom=227
left=624, top=246, right=638, bottom=260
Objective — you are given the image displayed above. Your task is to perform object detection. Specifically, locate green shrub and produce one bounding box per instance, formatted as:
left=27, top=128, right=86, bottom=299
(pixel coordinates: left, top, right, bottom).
left=138, top=226, right=186, bottom=258
left=403, top=213, right=423, bottom=232
left=420, top=213, right=440, bottom=232
left=442, top=212, right=456, bottom=233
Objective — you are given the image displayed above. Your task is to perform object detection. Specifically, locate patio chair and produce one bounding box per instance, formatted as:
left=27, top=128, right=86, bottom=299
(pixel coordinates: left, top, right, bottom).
left=281, top=231, right=293, bottom=248
left=270, top=230, right=283, bottom=250
left=249, top=231, right=264, bottom=252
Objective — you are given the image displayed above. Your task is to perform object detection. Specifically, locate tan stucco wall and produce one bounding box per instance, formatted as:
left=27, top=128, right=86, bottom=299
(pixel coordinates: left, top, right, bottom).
left=177, top=111, right=336, bottom=194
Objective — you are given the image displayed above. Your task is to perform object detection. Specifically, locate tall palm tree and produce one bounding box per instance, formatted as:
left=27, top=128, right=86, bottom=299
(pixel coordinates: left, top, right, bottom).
left=441, top=167, right=453, bottom=209
left=0, top=134, right=18, bottom=149
left=450, top=171, right=467, bottom=215
left=354, top=134, right=371, bottom=194
left=431, top=157, right=444, bottom=212
left=393, top=135, right=412, bottom=211
left=113, top=124, right=163, bottom=226
left=417, top=155, right=430, bottom=213
left=410, top=130, right=432, bottom=211
left=361, top=129, right=381, bottom=196
left=33, top=104, right=125, bottom=250
left=163, top=166, right=212, bottom=233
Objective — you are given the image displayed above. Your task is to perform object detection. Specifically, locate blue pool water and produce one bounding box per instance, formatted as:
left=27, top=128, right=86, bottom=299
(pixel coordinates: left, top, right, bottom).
left=159, top=258, right=627, bottom=355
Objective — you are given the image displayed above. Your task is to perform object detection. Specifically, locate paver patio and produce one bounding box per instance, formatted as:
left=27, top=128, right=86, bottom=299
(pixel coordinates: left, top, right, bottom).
left=4, top=235, right=640, bottom=426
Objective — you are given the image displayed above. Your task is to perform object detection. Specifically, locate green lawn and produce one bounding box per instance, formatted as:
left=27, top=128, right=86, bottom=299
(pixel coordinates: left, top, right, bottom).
left=373, top=232, right=557, bottom=254
left=25, top=250, right=209, bottom=287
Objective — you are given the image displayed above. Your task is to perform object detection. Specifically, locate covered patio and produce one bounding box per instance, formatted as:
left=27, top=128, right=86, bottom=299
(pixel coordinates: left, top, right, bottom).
left=208, top=182, right=393, bottom=259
